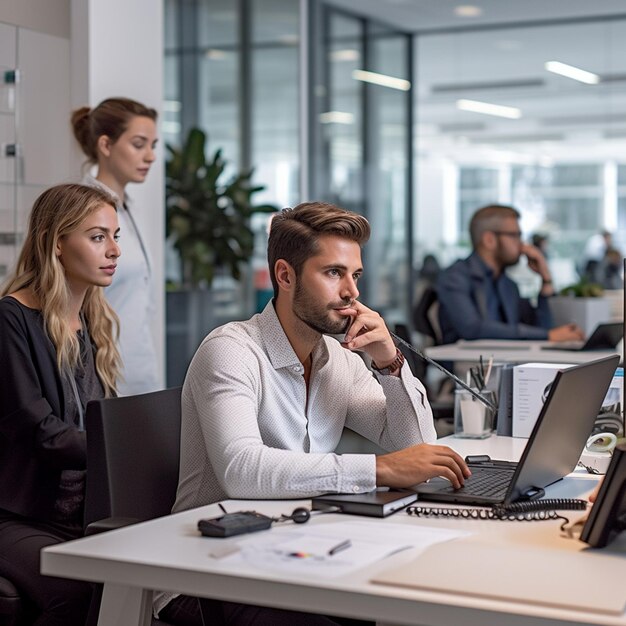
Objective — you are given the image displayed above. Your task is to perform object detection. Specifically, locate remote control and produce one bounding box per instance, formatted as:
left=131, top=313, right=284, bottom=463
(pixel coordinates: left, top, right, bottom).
left=197, top=511, right=273, bottom=538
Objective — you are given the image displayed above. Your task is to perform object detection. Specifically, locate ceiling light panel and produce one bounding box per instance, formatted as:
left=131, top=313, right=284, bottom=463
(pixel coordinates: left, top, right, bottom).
left=456, top=98, right=522, bottom=119
left=544, top=61, right=600, bottom=85
left=352, top=70, right=410, bottom=91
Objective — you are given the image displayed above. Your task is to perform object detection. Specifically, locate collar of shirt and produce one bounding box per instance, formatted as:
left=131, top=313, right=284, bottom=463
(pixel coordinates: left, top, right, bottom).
left=81, top=173, right=129, bottom=211
left=256, top=300, right=330, bottom=373
left=470, top=251, right=497, bottom=281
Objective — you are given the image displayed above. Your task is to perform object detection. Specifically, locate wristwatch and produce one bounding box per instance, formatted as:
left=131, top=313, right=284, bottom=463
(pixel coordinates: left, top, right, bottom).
left=371, top=347, right=405, bottom=375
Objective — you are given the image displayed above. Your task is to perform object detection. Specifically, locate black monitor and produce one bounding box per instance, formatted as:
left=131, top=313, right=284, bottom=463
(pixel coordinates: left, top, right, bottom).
left=580, top=443, right=626, bottom=548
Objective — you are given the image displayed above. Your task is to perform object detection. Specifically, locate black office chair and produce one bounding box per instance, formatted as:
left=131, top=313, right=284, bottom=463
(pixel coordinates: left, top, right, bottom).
left=410, top=288, right=454, bottom=422
left=0, top=578, right=25, bottom=626
left=412, top=285, right=442, bottom=346
left=84, top=386, right=182, bottom=533
left=84, top=387, right=182, bottom=626
left=0, top=387, right=183, bottom=626
left=393, top=323, right=426, bottom=381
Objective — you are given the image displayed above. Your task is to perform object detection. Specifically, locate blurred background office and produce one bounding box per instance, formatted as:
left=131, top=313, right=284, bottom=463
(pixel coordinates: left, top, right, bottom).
left=1, top=0, right=625, bottom=386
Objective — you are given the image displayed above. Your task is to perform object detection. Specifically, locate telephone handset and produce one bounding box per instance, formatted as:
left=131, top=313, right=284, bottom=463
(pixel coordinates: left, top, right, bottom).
left=580, top=442, right=626, bottom=547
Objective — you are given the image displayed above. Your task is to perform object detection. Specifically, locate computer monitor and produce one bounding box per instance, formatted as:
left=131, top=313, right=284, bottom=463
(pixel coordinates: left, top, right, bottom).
left=580, top=443, right=626, bottom=548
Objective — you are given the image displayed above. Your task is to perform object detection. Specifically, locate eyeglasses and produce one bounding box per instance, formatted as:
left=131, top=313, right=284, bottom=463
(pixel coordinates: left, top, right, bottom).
left=492, top=231, right=522, bottom=240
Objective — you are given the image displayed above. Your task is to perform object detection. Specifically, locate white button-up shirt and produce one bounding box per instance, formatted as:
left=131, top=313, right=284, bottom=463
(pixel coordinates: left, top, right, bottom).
left=156, top=301, right=436, bottom=617
left=173, top=300, right=436, bottom=512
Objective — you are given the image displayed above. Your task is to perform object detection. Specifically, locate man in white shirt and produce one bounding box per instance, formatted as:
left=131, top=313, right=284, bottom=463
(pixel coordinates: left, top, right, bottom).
left=157, top=202, right=469, bottom=626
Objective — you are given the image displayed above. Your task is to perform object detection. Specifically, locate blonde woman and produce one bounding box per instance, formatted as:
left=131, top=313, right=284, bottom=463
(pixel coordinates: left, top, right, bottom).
left=71, top=97, right=159, bottom=395
left=0, top=184, right=120, bottom=625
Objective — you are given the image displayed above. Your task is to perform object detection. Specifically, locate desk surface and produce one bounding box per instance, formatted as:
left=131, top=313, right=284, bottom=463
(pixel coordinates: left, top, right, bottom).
left=41, top=435, right=624, bottom=626
left=426, top=339, right=621, bottom=365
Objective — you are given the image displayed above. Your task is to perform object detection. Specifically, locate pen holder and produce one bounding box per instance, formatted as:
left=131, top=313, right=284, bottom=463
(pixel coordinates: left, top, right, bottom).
left=454, top=389, right=495, bottom=439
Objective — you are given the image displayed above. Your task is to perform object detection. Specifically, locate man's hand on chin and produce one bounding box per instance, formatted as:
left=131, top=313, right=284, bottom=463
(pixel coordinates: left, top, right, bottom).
left=339, top=300, right=397, bottom=365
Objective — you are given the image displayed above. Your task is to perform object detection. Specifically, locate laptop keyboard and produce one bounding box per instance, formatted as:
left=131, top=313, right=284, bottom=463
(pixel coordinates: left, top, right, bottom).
left=447, top=468, right=514, bottom=499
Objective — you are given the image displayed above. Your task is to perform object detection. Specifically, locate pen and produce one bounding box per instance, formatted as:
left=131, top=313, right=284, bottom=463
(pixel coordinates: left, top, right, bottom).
left=327, top=539, right=351, bottom=556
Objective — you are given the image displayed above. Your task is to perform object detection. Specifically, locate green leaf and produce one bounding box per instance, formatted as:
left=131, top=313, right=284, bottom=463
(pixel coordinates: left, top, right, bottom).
left=165, top=127, right=279, bottom=288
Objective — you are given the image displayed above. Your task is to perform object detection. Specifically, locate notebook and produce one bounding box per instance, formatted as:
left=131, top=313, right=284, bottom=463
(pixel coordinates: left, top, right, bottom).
left=541, top=322, right=623, bottom=352
left=414, top=354, right=620, bottom=505
left=311, top=489, right=417, bottom=518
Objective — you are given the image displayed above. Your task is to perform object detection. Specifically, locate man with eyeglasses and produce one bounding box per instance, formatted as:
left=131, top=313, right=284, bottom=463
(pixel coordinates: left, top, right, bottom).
left=436, top=204, right=584, bottom=344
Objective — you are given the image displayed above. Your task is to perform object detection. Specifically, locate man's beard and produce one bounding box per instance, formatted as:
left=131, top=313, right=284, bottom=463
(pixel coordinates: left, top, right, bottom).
left=293, top=281, right=353, bottom=335
left=496, top=247, right=521, bottom=270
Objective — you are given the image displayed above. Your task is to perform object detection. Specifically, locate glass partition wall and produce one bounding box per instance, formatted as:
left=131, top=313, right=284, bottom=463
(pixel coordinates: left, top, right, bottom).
left=164, top=0, right=413, bottom=383
left=414, top=17, right=626, bottom=294
left=164, top=3, right=626, bottom=383
left=310, top=6, right=413, bottom=320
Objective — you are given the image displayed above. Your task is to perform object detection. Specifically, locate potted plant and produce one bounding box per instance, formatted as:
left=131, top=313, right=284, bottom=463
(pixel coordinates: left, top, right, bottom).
left=166, top=127, right=277, bottom=287
left=550, top=278, right=610, bottom=336
left=165, top=127, right=278, bottom=383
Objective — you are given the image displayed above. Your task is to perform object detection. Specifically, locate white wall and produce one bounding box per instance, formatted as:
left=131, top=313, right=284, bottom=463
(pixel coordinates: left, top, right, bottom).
left=0, top=9, right=73, bottom=277
left=0, top=0, right=70, bottom=38
left=71, top=0, right=165, bottom=388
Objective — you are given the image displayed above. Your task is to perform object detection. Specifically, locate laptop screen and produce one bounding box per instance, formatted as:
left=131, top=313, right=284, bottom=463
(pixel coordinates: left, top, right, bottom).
left=505, top=354, right=620, bottom=503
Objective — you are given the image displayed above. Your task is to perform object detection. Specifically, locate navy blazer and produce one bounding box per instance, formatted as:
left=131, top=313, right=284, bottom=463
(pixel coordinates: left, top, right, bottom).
left=0, top=297, right=86, bottom=519
left=436, top=252, right=553, bottom=344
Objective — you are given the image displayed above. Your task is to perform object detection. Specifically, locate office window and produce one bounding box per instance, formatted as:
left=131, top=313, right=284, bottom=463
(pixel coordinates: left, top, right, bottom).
left=458, top=167, right=500, bottom=239
left=312, top=7, right=412, bottom=321
left=415, top=18, right=626, bottom=287
left=251, top=0, right=300, bottom=208
left=197, top=0, right=239, bottom=173
left=617, top=164, right=626, bottom=241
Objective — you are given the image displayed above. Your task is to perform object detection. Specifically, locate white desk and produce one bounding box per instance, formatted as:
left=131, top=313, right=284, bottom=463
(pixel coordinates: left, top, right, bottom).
left=426, top=339, right=620, bottom=365
left=41, top=436, right=624, bottom=626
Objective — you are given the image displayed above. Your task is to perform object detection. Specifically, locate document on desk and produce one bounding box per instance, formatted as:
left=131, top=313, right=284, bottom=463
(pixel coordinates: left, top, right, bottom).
left=220, top=521, right=468, bottom=578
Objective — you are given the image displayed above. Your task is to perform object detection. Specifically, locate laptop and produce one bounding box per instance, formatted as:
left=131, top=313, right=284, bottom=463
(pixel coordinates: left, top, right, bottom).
left=414, top=354, right=620, bottom=506
left=540, top=322, right=623, bottom=352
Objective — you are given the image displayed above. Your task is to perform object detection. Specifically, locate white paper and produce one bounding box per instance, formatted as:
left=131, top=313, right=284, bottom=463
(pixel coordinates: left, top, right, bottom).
left=220, top=521, right=469, bottom=578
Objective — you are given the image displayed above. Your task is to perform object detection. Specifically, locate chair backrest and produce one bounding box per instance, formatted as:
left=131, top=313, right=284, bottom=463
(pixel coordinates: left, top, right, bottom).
left=393, top=323, right=425, bottom=380
left=412, top=286, right=442, bottom=345
left=84, top=386, right=182, bottom=528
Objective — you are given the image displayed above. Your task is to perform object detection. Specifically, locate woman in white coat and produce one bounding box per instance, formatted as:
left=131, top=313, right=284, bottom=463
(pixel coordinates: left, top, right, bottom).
left=71, top=98, right=160, bottom=395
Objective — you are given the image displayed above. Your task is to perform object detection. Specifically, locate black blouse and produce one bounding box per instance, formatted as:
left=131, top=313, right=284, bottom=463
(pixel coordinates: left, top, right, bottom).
left=0, top=296, right=103, bottom=520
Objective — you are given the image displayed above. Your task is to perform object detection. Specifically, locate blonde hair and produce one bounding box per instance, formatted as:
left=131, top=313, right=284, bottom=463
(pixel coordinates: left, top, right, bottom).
left=1, top=184, right=121, bottom=395
left=71, top=97, right=158, bottom=164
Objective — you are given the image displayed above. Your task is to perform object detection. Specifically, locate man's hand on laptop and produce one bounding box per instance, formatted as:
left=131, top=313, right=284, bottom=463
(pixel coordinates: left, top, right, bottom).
left=375, top=444, right=471, bottom=490
left=548, top=323, right=585, bottom=343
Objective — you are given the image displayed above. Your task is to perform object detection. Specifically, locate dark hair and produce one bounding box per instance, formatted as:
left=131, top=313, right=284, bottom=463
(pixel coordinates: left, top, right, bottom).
left=71, top=97, right=157, bottom=163
left=469, top=204, right=520, bottom=248
left=267, top=201, right=371, bottom=297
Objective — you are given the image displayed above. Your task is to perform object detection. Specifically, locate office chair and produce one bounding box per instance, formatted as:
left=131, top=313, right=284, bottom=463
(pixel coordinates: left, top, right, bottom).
left=410, top=288, right=454, bottom=422
left=0, top=388, right=183, bottom=626
left=0, top=577, right=25, bottom=626
left=393, top=323, right=426, bottom=380
left=392, top=321, right=453, bottom=423
left=412, top=285, right=442, bottom=346
left=84, top=387, right=182, bottom=626
left=84, top=386, right=182, bottom=532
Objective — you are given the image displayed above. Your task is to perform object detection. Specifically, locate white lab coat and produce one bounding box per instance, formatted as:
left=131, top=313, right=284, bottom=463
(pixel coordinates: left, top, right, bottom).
left=82, top=175, right=160, bottom=395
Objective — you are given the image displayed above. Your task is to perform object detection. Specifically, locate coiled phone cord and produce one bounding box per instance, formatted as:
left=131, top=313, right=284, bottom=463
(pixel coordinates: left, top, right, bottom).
left=407, top=499, right=588, bottom=530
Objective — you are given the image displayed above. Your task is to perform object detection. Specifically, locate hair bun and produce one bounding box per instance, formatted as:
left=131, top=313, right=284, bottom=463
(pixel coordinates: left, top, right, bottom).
left=71, top=106, right=96, bottom=161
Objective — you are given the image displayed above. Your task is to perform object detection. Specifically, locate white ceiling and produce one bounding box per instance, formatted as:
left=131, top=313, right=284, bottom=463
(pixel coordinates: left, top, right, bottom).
left=325, top=0, right=626, bottom=163
left=325, top=0, right=626, bottom=32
